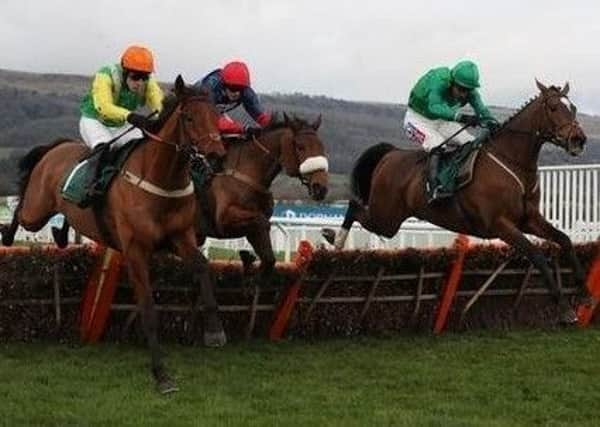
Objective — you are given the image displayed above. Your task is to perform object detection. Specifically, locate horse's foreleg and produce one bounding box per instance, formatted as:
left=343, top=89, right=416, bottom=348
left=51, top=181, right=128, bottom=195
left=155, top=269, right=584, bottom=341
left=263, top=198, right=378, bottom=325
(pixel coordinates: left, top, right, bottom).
left=172, top=232, right=226, bottom=348
left=523, top=212, right=590, bottom=305
left=125, top=242, right=177, bottom=394
left=245, top=217, right=276, bottom=287
left=495, top=217, right=577, bottom=324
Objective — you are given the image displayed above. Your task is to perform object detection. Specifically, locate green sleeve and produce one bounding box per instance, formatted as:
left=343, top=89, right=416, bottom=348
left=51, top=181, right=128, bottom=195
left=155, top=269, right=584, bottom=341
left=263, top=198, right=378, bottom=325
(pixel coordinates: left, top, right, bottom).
left=469, top=90, right=495, bottom=121
left=427, top=82, right=458, bottom=121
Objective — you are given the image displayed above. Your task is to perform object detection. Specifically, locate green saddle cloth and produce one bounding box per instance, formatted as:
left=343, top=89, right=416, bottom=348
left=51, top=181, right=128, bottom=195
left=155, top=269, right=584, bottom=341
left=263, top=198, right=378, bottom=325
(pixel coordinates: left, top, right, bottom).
left=61, top=140, right=144, bottom=206
left=435, top=138, right=484, bottom=196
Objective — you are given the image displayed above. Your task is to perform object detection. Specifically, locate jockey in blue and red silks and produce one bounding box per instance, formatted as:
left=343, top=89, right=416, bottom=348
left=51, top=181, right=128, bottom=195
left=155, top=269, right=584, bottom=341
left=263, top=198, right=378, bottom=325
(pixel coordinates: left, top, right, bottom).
left=194, top=60, right=272, bottom=137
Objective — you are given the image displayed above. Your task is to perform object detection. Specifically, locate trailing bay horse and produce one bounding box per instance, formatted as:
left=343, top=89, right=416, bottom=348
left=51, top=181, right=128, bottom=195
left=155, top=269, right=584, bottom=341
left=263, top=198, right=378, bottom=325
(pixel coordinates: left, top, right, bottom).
left=324, top=81, right=590, bottom=323
left=199, top=113, right=328, bottom=284
left=0, top=76, right=226, bottom=393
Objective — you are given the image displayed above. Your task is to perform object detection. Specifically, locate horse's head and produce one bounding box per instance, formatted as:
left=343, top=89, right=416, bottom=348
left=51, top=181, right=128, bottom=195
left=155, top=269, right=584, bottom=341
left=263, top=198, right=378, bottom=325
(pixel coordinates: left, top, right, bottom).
left=535, top=80, right=587, bottom=156
left=276, top=113, right=329, bottom=201
left=168, top=75, right=226, bottom=159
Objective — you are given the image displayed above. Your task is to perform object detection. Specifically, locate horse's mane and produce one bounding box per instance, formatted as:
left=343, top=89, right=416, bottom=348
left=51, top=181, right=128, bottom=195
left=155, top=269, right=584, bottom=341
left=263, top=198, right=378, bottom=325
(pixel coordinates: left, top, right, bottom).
left=148, top=86, right=210, bottom=133
left=263, top=112, right=311, bottom=131
left=496, top=85, right=561, bottom=133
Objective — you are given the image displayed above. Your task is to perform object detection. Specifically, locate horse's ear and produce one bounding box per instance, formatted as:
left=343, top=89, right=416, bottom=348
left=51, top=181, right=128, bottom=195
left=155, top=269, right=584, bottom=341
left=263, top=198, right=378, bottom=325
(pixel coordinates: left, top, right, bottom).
left=283, top=112, right=290, bottom=126
left=174, top=75, right=185, bottom=95
left=312, top=114, right=322, bottom=131
left=535, top=79, right=548, bottom=94
left=561, top=82, right=570, bottom=96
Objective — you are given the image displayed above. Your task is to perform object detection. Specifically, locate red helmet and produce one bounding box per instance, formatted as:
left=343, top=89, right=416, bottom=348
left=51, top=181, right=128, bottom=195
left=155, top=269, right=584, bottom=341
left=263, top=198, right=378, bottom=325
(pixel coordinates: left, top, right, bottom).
left=221, top=61, right=250, bottom=88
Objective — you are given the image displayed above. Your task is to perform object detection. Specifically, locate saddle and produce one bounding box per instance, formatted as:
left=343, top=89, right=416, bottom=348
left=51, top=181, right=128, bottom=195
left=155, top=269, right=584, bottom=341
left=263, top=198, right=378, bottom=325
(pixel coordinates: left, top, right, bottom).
left=431, top=139, right=484, bottom=199
left=61, top=140, right=144, bottom=208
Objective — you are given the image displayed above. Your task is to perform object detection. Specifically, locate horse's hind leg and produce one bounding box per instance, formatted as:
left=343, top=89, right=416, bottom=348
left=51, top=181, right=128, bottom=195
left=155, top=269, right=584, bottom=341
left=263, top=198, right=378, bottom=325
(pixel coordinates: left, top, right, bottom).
left=496, top=217, right=577, bottom=324
left=322, top=199, right=363, bottom=249
left=0, top=205, right=21, bottom=246
left=523, top=211, right=590, bottom=305
left=324, top=198, right=405, bottom=250
left=51, top=218, right=70, bottom=249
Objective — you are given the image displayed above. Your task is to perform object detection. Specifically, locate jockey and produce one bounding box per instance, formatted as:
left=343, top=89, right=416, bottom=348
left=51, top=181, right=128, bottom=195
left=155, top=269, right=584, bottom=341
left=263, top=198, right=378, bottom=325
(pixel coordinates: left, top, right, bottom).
left=79, top=45, right=164, bottom=150
left=78, top=45, right=164, bottom=201
left=194, top=60, right=272, bottom=137
left=403, top=60, right=499, bottom=202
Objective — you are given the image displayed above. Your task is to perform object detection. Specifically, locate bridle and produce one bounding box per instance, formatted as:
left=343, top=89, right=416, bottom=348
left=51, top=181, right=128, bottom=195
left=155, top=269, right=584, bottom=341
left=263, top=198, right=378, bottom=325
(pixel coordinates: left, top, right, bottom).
left=500, top=92, right=580, bottom=147
left=121, top=95, right=222, bottom=198
left=142, top=96, right=222, bottom=160
left=224, top=126, right=319, bottom=193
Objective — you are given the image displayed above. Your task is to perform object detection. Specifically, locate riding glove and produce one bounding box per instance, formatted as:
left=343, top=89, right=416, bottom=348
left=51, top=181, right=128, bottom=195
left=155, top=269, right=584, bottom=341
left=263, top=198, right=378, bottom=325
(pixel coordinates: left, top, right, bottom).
left=127, top=113, right=151, bottom=129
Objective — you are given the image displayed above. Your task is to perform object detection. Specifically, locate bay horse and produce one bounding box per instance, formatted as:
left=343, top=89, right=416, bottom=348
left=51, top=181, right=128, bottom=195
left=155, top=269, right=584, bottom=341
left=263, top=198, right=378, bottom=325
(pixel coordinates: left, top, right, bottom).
left=324, top=81, right=590, bottom=324
left=0, top=76, right=226, bottom=393
left=199, top=113, right=328, bottom=285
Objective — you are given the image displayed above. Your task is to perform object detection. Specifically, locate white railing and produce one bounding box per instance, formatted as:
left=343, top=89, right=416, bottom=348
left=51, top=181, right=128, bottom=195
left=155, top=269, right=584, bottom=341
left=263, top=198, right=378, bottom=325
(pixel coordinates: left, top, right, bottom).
left=1, top=164, right=599, bottom=260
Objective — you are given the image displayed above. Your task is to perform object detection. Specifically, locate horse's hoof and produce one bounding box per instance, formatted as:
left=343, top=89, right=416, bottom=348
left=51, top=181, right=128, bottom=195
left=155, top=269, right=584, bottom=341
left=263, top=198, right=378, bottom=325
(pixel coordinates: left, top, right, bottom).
left=321, top=228, right=336, bottom=245
left=204, top=330, right=227, bottom=347
left=51, top=226, right=68, bottom=249
left=560, top=307, right=579, bottom=325
left=157, top=378, right=179, bottom=395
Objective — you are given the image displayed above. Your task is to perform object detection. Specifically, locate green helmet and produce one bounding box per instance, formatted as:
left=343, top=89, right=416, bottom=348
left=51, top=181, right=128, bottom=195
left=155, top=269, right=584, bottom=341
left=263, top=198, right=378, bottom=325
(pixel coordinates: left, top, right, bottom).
left=451, top=60, right=480, bottom=89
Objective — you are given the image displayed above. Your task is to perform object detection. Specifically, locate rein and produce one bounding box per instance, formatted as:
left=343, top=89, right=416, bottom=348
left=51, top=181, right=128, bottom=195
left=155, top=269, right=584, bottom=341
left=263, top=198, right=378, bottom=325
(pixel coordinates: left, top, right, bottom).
left=122, top=96, right=220, bottom=198
left=482, top=92, right=578, bottom=196
left=221, top=127, right=316, bottom=194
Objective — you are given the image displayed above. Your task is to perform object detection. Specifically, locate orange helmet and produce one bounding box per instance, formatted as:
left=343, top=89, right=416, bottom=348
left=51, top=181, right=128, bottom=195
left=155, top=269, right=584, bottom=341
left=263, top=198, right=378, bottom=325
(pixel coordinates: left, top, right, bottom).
left=121, top=45, right=155, bottom=73
left=222, top=61, right=250, bottom=88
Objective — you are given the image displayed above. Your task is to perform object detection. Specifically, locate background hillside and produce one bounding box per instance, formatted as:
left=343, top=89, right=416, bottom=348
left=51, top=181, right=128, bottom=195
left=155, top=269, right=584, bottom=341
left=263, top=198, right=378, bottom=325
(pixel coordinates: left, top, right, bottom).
left=1, top=68, right=599, bottom=199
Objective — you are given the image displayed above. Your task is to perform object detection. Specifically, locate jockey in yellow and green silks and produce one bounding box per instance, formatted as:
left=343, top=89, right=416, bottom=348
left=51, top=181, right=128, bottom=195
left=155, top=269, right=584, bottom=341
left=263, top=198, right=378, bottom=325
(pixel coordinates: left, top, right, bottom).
left=79, top=45, right=164, bottom=149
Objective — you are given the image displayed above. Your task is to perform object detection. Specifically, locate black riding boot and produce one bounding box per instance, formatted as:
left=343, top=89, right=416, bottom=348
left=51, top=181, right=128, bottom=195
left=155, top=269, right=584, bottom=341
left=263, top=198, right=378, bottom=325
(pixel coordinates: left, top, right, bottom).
left=79, top=144, right=110, bottom=207
left=426, top=151, right=442, bottom=203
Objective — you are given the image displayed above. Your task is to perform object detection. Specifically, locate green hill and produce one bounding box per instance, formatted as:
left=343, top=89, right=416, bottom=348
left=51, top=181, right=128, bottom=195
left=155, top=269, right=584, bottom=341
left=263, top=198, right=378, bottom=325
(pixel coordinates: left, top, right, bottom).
left=1, top=68, right=599, bottom=199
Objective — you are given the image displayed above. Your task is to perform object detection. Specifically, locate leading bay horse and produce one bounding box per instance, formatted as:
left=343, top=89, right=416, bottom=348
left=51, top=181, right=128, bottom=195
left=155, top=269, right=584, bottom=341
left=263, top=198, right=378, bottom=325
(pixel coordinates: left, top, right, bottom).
left=325, top=81, right=590, bottom=323
left=0, top=76, right=226, bottom=393
left=199, top=113, right=328, bottom=286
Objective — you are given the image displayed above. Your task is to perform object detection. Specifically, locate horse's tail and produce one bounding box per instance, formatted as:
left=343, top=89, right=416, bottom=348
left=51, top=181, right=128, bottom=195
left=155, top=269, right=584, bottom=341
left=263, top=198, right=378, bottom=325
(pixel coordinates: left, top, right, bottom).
left=17, top=138, right=72, bottom=201
left=350, top=142, right=397, bottom=204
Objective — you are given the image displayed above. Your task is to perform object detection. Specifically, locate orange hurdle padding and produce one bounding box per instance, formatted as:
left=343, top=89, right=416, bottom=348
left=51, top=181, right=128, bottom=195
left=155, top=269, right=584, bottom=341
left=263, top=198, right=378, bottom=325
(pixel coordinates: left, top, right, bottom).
left=433, top=234, right=469, bottom=334
left=269, top=240, right=313, bottom=340
left=80, top=246, right=123, bottom=342
left=577, top=250, right=600, bottom=327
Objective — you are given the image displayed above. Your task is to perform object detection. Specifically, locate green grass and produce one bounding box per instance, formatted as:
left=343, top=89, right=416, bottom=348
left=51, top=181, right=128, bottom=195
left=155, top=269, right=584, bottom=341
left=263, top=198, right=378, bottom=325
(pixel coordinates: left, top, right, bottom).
left=1, top=329, right=600, bottom=426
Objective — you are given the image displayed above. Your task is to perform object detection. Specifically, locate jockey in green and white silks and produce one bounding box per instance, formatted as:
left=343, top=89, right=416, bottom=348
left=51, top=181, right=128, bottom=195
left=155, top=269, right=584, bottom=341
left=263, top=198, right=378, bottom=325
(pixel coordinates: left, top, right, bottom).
left=403, top=60, right=499, bottom=202
left=79, top=45, right=164, bottom=149
left=404, top=60, right=498, bottom=152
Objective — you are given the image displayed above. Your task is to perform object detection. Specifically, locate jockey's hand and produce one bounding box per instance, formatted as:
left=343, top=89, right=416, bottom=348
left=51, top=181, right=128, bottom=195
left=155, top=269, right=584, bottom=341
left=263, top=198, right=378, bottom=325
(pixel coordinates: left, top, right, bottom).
left=457, top=114, right=480, bottom=127
left=245, top=126, right=263, bottom=138
left=127, top=113, right=151, bottom=130
left=483, top=119, right=501, bottom=132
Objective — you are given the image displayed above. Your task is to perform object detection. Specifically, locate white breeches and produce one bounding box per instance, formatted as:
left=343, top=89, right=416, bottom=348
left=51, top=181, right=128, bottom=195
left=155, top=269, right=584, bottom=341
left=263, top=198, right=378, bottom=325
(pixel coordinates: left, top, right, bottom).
left=79, top=116, right=143, bottom=149
left=403, top=108, right=474, bottom=152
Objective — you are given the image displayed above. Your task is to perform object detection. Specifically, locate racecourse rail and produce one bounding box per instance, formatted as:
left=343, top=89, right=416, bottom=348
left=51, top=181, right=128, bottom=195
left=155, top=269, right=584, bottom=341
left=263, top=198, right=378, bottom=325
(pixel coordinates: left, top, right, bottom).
left=2, top=164, right=599, bottom=261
